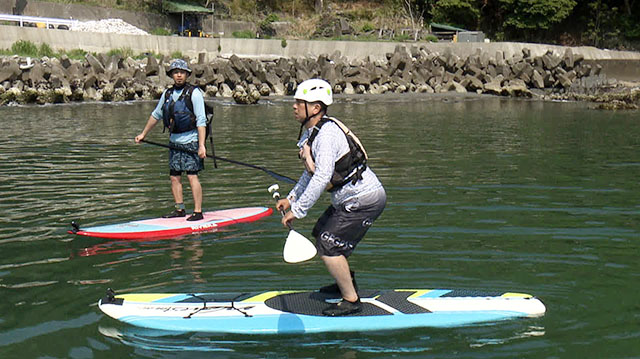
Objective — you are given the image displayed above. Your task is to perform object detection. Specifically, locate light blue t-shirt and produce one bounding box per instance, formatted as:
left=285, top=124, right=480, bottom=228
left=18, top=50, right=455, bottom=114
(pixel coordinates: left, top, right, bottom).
left=151, top=86, right=207, bottom=145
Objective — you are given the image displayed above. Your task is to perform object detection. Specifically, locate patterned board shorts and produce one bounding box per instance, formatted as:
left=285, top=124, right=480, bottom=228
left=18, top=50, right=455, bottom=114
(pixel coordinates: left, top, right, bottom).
left=168, top=141, right=204, bottom=174
left=312, top=187, right=386, bottom=258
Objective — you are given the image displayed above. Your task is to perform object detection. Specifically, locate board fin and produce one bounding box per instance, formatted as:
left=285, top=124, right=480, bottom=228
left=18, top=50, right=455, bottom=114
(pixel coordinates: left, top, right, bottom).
left=70, top=221, right=80, bottom=234
left=102, top=288, right=123, bottom=305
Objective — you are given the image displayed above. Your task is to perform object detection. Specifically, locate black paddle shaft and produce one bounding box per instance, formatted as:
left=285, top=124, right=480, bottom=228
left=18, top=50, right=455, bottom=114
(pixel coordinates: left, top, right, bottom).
left=139, top=139, right=296, bottom=184
left=272, top=193, right=287, bottom=216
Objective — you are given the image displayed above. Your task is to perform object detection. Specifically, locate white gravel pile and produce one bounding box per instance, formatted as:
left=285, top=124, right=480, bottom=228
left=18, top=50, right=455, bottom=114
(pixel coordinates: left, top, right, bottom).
left=70, top=18, right=148, bottom=35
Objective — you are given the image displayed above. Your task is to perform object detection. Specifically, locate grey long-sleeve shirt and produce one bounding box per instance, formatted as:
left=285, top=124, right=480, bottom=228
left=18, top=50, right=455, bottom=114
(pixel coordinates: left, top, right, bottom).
left=288, top=119, right=384, bottom=219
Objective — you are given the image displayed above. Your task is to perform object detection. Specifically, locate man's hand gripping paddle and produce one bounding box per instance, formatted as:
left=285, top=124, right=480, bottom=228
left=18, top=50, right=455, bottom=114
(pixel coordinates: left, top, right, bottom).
left=268, top=184, right=317, bottom=263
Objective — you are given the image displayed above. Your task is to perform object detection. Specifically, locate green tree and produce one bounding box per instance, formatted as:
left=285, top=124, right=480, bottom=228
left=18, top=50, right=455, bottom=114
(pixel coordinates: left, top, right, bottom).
left=617, top=0, right=640, bottom=41
left=585, top=1, right=617, bottom=47
left=401, top=0, right=433, bottom=29
left=431, top=0, right=480, bottom=30
left=498, top=0, right=577, bottom=40
left=554, top=0, right=638, bottom=48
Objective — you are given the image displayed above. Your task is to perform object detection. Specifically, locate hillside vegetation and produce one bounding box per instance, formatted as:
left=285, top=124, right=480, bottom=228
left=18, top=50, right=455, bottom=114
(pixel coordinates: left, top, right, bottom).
left=42, top=0, right=640, bottom=50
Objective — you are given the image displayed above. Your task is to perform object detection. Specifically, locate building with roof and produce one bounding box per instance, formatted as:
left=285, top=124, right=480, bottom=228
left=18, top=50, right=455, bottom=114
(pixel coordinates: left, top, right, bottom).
left=162, top=0, right=214, bottom=37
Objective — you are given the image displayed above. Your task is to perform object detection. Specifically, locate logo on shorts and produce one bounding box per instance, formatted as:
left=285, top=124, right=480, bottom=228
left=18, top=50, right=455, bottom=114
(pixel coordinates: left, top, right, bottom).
left=321, top=231, right=353, bottom=249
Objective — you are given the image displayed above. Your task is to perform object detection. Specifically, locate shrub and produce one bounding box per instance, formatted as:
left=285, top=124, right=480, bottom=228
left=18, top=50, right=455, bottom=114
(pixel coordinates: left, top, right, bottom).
left=64, top=49, right=87, bottom=60
left=151, top=27, right=172, bottom=36
left=11, top=40, right=38, bottom=57
left=351, top=8, right=376, bottom=21
left=38, top=43, right=55, bottom=57
left=361, top=22, right=375, bottom=33
left=265, top=13, right=279, bottom=23
left=259, top=14, right=279, bottom=38
left=424, top=34, right=439, bottom=42
left=393, top=33, right=411, bottom=42
left=232, top=30, right=255, bottom=38
left=147, top=52, right=163, bottom=59
left=107, top=47, right=135, bottom=58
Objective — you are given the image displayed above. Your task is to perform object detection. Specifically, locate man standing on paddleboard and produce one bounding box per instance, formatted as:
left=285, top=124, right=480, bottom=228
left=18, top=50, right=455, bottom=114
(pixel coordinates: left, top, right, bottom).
left=276, top=79, right=386, bottom=316
left=134, top=59, right=207, bottom=221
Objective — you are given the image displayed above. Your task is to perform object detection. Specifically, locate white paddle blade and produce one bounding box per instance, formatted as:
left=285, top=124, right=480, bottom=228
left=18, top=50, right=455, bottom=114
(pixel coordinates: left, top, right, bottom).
left=283, top=230, right=317, bottom=263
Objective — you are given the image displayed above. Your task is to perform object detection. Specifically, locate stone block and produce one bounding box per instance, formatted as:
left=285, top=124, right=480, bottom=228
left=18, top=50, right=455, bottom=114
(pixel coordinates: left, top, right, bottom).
left=531, top=69, right=545, bottom=89
left=541, top=51, right=562, bottom=70
left=60, top=55, right=72, bottom=69
left=85, top=53, right=105, bottom=74
left=0, top=60, right=21, bottom=83
left=563, top=48, right=574, bottom=69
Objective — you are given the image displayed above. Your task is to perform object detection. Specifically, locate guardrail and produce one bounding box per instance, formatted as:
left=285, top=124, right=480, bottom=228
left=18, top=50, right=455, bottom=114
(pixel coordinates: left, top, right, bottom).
left=0, top=13, right=78, bottom=29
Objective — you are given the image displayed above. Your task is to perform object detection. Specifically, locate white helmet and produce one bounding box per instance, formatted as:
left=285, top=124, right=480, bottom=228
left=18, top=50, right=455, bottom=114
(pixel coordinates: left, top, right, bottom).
left=294, top=79, right=333, bottom=106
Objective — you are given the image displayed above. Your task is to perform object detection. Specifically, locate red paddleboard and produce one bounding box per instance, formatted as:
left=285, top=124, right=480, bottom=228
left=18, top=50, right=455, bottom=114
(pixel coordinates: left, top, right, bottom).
left=69, top=207, right=273, bottom=239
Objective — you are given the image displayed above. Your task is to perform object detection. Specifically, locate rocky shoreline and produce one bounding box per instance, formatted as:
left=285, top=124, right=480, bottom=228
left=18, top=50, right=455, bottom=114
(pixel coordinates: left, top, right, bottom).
left=1, top=44, right=639, bottom=109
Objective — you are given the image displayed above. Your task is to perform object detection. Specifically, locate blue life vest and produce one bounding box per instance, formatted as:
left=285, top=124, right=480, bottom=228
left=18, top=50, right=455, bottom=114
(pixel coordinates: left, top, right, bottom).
left=162, top=84, right=197, bottom=134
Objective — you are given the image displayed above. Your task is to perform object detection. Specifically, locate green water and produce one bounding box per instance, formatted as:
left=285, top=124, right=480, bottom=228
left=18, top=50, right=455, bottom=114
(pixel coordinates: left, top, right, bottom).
left=0, top=95, right=638, bottom=358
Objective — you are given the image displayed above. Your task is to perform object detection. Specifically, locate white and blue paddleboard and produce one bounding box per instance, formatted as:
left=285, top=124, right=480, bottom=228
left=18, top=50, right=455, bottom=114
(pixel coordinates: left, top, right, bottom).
left=70, top=207, right=273, bottom=240
left=98, top=288, right=546, bottom=334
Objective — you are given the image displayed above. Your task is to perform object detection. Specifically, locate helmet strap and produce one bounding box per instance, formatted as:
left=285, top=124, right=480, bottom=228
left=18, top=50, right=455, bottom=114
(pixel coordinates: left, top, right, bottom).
left=297, top=102, right=314, bottom=140
left=297, top=101, right=325, bottom=140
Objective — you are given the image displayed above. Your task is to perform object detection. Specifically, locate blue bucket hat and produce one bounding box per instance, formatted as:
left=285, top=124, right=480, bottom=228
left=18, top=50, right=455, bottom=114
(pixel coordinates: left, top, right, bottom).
left=166, top=59, right=192, bottom=76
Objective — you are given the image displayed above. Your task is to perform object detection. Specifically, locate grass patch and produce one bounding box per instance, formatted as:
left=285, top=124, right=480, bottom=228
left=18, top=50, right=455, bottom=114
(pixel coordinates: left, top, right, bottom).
left=424, top=34, right=439, bottom=42
left=360, top=22, right=375, bottom=33
left=38, top=43, right=55, bottom=57
left=7, top=40, right=60, bottom=57
left=62, top=48, right=89, bottom=59
left=107, top=47, right=166, bottom=60
left=144, top=52, right=164, bottom=59
left=150, top=27, right=172, bottom=36
left=232, top=30, right=255, bottom=39
left=0, top=41, right=160, bottom=60
left=392, top=33, right=411, bottom=42
left=107, top=47, right=135, bottom=58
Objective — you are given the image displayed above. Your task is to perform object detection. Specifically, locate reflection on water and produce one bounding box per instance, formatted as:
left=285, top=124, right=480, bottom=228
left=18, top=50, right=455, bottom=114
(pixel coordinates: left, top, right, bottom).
left=468, top=325, right=546, bottom=348
left=99, top=322, right=547, bottom=357
left=0, top=96, right=638, bottom=358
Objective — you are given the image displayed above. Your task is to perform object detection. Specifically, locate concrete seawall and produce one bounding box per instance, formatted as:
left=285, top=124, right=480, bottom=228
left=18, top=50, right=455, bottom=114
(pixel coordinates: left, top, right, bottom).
left=2, top=25, right=640, bottom=81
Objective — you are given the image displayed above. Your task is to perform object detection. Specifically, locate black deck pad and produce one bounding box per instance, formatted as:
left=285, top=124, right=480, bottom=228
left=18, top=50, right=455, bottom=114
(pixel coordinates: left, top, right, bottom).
left=375, top=291, right=431, bottom=314
left=264, top=289, right=439, bottom=317
left=265, top=291, right=392, bottom=316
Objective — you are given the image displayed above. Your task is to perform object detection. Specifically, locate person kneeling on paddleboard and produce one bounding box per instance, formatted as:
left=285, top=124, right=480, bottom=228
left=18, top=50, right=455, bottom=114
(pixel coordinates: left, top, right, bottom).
left=276, top=79, right=386, bottom=316
left=134, top=59, right=207, bottom=221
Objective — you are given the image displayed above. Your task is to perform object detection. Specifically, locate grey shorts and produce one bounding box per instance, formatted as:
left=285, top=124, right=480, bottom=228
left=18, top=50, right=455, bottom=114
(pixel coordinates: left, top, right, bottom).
left=312, top=187, right=386, bottom=258
left=168, top=141, right=204, bottom=174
